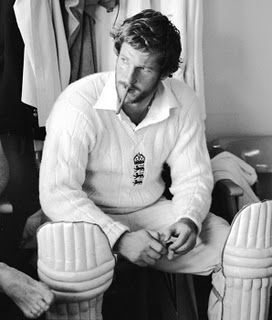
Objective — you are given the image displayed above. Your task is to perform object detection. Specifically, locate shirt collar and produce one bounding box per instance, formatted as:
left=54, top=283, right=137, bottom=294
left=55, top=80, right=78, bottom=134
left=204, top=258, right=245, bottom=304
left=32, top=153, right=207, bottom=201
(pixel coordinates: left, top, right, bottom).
left=94, top=72, right=118, bottom=111
left=94, top=72, right=179, bottom=127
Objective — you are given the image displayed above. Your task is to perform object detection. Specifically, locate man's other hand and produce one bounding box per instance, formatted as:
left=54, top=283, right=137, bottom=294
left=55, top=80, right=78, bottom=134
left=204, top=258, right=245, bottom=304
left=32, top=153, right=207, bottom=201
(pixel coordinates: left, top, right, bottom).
left=161, top=218, right=198, bottom=260
left=115, top=230, right=167, bottom=267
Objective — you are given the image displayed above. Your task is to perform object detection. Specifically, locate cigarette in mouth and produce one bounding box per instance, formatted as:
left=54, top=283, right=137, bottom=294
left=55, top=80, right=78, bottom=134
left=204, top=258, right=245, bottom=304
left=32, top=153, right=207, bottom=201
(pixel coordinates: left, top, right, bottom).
left=116, top=86, right=130, bottom=115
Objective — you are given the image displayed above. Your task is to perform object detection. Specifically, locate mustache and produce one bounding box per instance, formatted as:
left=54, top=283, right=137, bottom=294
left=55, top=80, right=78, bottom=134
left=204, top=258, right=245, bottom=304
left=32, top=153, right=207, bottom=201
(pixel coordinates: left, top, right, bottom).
left=119, top=82, right=139, bottom=91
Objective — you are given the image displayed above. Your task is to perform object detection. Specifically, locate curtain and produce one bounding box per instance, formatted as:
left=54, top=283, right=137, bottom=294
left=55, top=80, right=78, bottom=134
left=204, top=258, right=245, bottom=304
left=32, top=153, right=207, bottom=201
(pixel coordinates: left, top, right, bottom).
left=93, top=0, right=206, bottom=119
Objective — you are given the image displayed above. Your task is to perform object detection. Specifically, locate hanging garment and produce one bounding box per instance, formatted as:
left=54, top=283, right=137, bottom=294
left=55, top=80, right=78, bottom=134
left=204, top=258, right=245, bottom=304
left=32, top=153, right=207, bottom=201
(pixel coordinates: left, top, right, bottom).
left=13, top=0, right=71, bottom=126
left=62, top=0, right=98, bottom=83
left=211, top=151, right=260, bottom=209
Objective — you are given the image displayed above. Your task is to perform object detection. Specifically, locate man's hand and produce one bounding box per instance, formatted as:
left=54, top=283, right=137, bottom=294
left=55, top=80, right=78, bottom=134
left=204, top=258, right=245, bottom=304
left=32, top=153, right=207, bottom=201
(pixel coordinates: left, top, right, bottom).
left=21, top=210, right=49, bottom=249
left=115, top=230, right=167, bottom=267
left=161, top=218, right=198, bottom=260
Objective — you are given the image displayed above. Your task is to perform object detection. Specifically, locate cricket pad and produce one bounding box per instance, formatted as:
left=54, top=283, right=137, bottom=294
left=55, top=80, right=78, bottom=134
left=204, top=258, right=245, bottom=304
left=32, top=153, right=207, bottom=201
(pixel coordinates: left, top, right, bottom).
left=37, top=221, right=115, bottom=320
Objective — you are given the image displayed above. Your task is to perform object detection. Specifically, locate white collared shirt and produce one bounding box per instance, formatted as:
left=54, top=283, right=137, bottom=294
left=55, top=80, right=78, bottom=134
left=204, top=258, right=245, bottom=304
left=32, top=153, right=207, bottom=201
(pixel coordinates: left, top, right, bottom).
left=40, top=72, right=213, bottom=247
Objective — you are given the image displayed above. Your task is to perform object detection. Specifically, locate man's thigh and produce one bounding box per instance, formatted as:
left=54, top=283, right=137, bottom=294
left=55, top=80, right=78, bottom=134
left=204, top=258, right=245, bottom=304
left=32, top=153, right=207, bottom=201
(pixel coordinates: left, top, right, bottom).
left=154, top=211, right=230, bottom=275
left=108, top=198, right=177, bottom=231
left=109, top=199, right=230, bottom=276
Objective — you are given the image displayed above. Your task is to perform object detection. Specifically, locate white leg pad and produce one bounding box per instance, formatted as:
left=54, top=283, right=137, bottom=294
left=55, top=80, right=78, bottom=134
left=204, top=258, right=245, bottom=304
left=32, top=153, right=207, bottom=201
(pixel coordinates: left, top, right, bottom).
left=209, top=200, right=272, bottom=320
left=46, top=295, right=104, bottom=320
left=37, top=221, right=115, bottom=320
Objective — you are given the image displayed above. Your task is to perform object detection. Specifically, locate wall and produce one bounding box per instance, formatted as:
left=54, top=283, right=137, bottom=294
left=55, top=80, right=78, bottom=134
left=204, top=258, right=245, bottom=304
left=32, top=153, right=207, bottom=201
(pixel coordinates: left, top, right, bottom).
left=203, top=0, right=272, bottom=140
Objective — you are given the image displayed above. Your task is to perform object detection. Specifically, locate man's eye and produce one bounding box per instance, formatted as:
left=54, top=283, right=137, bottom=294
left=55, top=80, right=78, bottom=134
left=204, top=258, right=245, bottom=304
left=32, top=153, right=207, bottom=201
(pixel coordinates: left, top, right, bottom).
left=141, top=67, right=152, bottom=73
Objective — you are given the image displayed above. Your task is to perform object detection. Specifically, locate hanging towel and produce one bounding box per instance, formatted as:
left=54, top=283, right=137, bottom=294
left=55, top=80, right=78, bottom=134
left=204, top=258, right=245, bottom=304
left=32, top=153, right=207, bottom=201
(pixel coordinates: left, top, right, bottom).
left=211, top=151, right=259, bottom=209
left=13, top=0, right=71, bottom=127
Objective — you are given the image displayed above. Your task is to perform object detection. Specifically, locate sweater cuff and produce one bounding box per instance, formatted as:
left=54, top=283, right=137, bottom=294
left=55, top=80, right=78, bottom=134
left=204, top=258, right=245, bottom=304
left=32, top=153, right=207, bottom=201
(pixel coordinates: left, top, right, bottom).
left=173, top=207, right=206, bottom=236
left=102, top=221, right=130, bottom=249
left=178, top=217, right=198, bottom=234
left=177, top=215, right=203, bottom=236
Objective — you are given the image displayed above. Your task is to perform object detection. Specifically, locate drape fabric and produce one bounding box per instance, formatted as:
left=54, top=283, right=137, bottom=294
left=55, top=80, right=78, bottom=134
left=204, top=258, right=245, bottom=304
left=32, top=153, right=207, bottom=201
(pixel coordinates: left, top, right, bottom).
left=13, top=0, right=71, bottom=126
left=93, top=0, right=206, bottom=118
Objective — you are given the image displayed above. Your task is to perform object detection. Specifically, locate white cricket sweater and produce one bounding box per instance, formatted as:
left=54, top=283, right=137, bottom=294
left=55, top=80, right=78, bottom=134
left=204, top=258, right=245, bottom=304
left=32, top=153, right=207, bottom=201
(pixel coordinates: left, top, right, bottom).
left=39, top=72, right=213, bottom=247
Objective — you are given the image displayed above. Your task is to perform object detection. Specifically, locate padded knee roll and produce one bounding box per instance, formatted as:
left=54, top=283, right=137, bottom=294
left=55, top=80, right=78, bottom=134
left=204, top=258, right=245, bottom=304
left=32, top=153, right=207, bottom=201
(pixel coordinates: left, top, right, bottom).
left=221, top=201, right=272, bottom=320
left=37, top=221, right=115, bottom=320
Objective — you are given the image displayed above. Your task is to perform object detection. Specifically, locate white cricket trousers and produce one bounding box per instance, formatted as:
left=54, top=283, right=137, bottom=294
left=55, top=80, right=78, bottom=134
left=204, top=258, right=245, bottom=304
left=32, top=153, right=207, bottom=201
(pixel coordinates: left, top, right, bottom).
left=108, top=198, right=230, bottom=275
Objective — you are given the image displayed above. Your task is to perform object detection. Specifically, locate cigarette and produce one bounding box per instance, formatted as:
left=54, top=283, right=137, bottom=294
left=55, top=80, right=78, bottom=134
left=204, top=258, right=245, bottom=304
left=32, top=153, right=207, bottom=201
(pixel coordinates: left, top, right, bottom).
left=116, top=86, right=130, bottom=114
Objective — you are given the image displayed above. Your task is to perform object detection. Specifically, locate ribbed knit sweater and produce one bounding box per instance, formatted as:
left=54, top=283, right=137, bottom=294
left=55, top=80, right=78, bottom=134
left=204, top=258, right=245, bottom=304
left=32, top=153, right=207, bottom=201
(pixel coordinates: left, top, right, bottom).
left=40, top=72, right=213, bottom=247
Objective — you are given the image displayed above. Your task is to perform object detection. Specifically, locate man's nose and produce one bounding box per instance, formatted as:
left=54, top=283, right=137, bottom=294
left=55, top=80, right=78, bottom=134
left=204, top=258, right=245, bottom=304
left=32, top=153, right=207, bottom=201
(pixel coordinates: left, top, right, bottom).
left=126, top=66, right=138, bottom=86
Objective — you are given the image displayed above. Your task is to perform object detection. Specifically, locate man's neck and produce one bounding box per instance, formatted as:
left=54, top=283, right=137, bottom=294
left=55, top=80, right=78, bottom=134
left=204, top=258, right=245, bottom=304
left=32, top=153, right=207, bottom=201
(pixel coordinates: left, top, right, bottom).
left=122, top=92, right=156, bottom=126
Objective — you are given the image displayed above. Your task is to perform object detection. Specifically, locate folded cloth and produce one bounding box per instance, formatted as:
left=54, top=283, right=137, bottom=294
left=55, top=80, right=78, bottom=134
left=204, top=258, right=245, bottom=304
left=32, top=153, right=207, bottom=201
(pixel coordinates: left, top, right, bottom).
left=211, top=151, right=259, bottom=209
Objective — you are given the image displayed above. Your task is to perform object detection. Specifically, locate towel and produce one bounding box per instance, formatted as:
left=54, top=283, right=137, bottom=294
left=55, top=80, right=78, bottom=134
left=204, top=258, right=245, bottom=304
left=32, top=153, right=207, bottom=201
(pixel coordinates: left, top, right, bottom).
left=211, top=151, right=259, bottom=209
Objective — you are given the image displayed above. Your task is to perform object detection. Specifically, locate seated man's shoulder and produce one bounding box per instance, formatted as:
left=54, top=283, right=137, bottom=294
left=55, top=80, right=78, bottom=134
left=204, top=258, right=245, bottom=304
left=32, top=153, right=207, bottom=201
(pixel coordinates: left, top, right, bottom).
left=47, top=72, right=113, bottom=129
left=164, top=77, right=199, bottom=112
left=59, top=72, right=112, bottom=108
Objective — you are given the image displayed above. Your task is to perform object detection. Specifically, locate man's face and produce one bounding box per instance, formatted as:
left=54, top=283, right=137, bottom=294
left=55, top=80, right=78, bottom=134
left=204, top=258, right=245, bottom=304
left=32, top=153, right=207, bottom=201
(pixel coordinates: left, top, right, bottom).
left=115, top=42, right=162, bottom=105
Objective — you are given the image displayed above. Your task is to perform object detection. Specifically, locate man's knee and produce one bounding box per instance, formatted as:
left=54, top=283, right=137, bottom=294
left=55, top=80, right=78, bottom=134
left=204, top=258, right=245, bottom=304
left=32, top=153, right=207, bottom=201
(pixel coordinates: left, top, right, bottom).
left=37, top=221, right=115, bottom=319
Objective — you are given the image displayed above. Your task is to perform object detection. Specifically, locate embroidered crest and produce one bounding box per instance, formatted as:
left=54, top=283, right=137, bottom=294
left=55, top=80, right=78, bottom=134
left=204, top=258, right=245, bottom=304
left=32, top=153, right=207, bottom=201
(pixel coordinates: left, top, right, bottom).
left=133, top=153, right=145, bottom=185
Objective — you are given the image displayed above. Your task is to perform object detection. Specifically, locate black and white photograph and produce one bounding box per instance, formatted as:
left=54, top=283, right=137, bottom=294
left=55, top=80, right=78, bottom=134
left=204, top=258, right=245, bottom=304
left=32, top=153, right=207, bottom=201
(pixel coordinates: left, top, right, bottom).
left=0, top=1, right=272, bottom=319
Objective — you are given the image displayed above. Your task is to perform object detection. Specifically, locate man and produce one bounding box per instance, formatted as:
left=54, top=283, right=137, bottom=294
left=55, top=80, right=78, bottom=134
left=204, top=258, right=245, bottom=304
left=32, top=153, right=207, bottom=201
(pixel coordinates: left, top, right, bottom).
left=41, top=8, right=227, bottom=265
left=39, top=9, right=271, bottom=320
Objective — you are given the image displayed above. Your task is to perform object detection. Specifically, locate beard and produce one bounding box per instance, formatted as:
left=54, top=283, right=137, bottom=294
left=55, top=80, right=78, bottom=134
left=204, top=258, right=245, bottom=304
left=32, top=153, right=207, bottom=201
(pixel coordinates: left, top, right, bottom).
left=116, top=79, right=160, bottom=105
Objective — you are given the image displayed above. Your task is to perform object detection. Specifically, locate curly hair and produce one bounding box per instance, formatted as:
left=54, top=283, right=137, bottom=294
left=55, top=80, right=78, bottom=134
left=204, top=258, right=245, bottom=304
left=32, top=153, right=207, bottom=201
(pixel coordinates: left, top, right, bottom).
left=110, top=9, right=182, bottom=77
